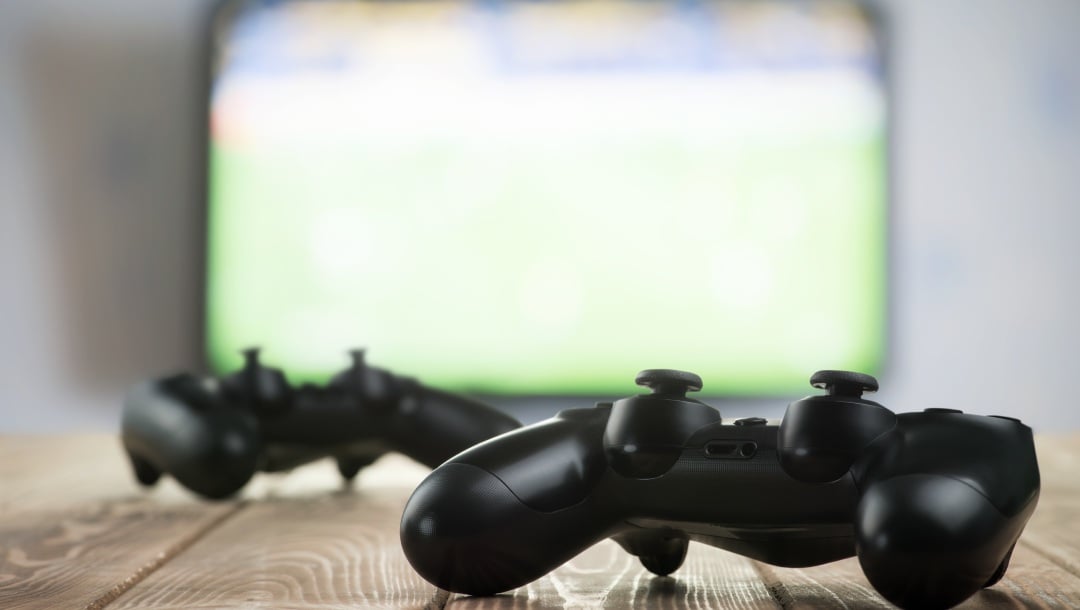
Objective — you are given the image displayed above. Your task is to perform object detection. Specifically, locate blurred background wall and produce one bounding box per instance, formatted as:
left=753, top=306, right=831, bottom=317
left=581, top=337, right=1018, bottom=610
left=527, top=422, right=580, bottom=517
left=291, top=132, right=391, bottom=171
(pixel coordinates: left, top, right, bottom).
left=1, top=0, right=1078, bottom=432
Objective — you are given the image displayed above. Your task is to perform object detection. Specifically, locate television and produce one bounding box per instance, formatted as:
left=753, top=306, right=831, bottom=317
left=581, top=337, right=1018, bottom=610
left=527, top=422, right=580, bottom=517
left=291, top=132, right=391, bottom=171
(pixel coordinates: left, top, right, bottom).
left=203, top=0, right=887, bottom=397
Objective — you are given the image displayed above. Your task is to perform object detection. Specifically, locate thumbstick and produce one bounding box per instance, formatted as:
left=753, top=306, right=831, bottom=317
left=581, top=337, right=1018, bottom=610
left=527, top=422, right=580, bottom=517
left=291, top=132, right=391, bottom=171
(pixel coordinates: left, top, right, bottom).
left=605, top=369, right=717, bottom=478
left=222, top=347, right=291, bottom=411
left=810, top=370, right=879, bottom=397
left=329, top=348, right=397, bottom=403
left=778, top=370, right=893, bottom=483
left=635, top=370, right=703, bottom=397
left=330, top=349, right=368, bottom=394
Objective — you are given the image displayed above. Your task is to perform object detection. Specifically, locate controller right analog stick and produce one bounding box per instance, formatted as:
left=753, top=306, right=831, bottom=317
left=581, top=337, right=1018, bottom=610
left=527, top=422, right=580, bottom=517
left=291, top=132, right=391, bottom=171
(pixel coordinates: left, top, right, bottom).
left=810, top=370, right=879, bottom=396
left=635, top=369, right=703, bottom=395
left=778, top=370, right=896, bottom=483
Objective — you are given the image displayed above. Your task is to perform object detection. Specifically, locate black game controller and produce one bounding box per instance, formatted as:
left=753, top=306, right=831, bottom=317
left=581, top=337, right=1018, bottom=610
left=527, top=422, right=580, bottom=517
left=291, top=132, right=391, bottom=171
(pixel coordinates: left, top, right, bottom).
left=400, top=369, right=1040, bottom=610
left=122, top=349, right=521, bottom=499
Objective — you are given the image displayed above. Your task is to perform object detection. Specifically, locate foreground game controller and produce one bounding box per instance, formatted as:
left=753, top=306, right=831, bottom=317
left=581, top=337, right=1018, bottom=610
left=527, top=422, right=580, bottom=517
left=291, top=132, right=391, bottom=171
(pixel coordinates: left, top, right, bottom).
left=401, top=369, right=1040, bottom=610
left=122, top=349, right=521, bottom=499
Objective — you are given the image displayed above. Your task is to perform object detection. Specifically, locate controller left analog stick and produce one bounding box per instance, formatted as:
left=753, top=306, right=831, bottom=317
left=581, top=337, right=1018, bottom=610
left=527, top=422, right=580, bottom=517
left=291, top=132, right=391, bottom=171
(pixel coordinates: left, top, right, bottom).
left=603, top=369, right=720, bottom=478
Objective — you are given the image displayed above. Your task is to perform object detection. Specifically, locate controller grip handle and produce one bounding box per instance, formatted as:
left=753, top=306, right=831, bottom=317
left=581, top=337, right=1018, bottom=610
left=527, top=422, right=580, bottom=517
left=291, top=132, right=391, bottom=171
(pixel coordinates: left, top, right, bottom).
left=392, top=385, right=521, bottom=468
left=401, top=462, right=612, bottom=595
left=856, top=474, right=1032, bottom=610
left=121, top=376, right=261, bottom=499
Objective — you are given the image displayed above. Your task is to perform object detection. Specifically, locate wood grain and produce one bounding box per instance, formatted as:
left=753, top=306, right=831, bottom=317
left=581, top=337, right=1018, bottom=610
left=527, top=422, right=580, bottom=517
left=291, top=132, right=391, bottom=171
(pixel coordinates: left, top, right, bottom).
left=1, top=434, right=1078, bottom=610
left=0, top=435, right=157, bottom=515
left=1023, top=497, right=1080, bottom=581
left=445, top=541, right=780, bottom=610
left=111, top=457, right=435, bottom=609
left=0, top=436, right=240, bottom=610
left=754, top=544, right=1080, bottom=609
left=116, top=456, right=782, bottom=610
left=1015, top=433, right=1080, bottom=584
left=978, top=544, right=1080, bottom=608
left=753, top=434, right=1080, bottom=609
left=752, top=557, right=891, bottom=609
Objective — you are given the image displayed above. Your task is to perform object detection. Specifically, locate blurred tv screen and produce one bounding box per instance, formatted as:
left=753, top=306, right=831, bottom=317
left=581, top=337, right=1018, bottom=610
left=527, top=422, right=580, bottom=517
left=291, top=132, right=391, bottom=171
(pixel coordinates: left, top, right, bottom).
left=205, top=0, right=887, bottom=395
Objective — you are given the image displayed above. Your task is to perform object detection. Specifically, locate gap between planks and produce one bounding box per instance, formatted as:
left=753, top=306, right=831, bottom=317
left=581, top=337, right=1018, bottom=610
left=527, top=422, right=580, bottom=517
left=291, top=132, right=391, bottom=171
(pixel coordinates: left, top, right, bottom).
left=427, top=588, right=453, bottom=610
left=1019, top=537, right=1080, bottom=581
left=83, top=501, right=249, bottom=610
left=750, top=562, right=795, bottom=610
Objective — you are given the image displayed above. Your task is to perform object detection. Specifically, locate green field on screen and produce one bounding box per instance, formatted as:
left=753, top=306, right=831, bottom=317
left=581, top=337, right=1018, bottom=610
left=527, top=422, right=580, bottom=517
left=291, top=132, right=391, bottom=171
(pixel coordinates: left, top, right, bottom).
left=206, top=126, right=886, bottom=395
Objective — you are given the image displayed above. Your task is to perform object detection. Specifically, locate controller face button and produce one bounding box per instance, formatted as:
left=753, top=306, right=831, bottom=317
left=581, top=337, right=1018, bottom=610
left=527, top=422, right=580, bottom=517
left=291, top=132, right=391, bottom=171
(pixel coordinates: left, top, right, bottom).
left=924, top=408, right=963, bottom=414
left=734, top=417, right=768, bottom=426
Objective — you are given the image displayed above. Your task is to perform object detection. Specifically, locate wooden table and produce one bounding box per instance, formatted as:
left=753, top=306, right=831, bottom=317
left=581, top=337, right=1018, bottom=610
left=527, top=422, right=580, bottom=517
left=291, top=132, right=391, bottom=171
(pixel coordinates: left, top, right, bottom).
left=2, top=434, right=1078, bottom=609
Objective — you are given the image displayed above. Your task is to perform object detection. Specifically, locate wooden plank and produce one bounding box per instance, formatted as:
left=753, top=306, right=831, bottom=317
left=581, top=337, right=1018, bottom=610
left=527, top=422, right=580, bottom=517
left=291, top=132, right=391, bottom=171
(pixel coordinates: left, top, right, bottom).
left=445, top=542, right=779, bottom=610
left=0, top=436, right=241, bottom=610
left=446, top=434, right=1080, bottom=609
left=0, top=435, right=151, bottom=515
left=1015, top=433, right=1080, bottom=583
left=118, top=456, right=779, bottom=610
left=983, top=544, right=1080, bottom=608
left=1023, top=495, right=1080, bottom=581
left=3, top=433, right=1079, bottom=610
left=752, top=558, right=891, bottom=609
left=109, top=432, right=1080, bottom=610
left=110, top=456, right=438, bottom=609
left=0, top=500, right=241, bottom=610
left=1034, top=433, right=1080, bottom=494
left=755, top=544, right=1080, bottom=609
left=753, top=433, right=1080, bottom=610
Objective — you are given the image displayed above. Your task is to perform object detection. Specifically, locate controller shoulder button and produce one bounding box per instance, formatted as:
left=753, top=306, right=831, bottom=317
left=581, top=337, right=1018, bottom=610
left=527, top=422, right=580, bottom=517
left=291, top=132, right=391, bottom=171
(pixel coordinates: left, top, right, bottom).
left=733, top=417, right=768, bottom=426
left=989, top=414, right=1022, bottom=423
left=924, top=408, right=963, bottom=414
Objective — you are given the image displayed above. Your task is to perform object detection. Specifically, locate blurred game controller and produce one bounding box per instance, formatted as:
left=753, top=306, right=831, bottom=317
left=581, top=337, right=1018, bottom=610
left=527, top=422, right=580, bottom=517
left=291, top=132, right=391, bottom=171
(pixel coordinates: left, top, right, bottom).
left=121, top=348, right=520, bottom=498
